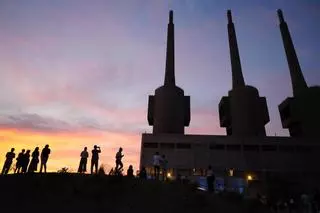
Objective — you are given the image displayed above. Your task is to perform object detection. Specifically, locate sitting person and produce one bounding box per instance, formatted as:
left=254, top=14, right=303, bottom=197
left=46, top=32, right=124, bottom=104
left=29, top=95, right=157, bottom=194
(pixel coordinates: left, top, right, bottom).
left=127, top=165, right=134, bottom=178
left=139, top=166, right=147, bottom=179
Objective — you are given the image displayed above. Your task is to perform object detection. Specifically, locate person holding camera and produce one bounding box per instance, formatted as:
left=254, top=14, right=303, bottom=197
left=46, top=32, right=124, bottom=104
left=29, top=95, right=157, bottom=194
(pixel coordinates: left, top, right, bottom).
left=91, top=145, right=101, bottom=174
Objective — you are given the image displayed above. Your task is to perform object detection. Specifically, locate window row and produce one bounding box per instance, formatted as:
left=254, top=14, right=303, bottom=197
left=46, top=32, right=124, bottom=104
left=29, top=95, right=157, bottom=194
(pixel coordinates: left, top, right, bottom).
left=143, top=142, right=319, bottom=153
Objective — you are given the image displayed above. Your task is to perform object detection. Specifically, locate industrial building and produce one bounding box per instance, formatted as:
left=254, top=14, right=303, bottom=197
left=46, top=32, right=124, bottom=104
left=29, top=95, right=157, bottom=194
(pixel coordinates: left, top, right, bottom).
left=140, top=10, right=320, bottom=191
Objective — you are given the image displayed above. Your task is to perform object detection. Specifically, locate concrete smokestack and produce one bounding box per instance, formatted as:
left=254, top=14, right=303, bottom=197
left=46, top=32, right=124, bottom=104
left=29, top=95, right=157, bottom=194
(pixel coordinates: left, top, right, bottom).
left=164, top=10, right=175, bottom=86
left=277, top=9, right=308, bottom=96
left=227, top=10, right=245, bottom=89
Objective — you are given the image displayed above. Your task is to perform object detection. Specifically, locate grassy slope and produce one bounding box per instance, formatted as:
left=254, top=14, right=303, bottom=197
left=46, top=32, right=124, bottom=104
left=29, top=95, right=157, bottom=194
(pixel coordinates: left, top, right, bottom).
left=0, top=174, right=270, bottom=213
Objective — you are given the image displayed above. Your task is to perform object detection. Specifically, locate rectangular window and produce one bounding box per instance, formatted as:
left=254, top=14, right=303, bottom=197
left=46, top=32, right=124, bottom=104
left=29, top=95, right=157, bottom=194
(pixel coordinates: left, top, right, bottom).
left=209, top=144, right=225, bottom=150
left=296, top=145, right=312, bottom=153
left=143, top=142, right=158, bottom=148
left=279, top=145, right=294, bottom=152
left=176, top=143, right=191, bottom=149
left=262, top=145, right=277, bottom=151
left=226, top=144, right=241, bottom=151
left=160, top=143, right=175, bottom=149
left=243, top=145, right=259, bottom=152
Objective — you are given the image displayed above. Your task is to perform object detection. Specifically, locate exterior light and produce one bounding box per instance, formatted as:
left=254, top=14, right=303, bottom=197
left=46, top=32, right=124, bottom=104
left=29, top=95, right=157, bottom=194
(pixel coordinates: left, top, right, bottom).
left=229, top=168, right=234, bottom=177
left=167, top=172, right=171, bottom=178
left=247, top=175, right=253, bottom=181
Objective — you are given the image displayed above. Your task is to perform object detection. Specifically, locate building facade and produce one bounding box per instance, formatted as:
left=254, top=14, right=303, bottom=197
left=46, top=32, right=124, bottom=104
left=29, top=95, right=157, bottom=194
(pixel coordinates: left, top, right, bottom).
left=140, top=10, right=320, bottom=191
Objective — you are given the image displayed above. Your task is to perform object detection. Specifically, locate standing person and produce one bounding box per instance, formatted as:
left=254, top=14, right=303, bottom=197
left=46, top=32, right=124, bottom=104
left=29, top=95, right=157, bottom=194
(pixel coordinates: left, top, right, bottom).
left=153, top=152, right=161, bottom=180
left=40, top=145, right=51, bottom=173
left=1, top=148, right=15, bottom=175
left=206, top=165, right=215, bottom=193
left=21, top=150, right=31, bottom=174
left=28, top=147, right=39, bottom=173
left=161, top=154, right=168, bottom=181
left=91, top=145, right=101, bottom=174
left=115, top=147, right=124, bottom=173
left=78, top=147, right=89, bottom=173
left=14, top=149, right=25, bottom=173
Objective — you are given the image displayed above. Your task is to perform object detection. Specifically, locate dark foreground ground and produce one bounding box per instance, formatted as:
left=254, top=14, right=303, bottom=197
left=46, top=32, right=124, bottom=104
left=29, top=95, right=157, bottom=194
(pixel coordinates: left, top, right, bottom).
left=0, top=174, right=270, bottom=213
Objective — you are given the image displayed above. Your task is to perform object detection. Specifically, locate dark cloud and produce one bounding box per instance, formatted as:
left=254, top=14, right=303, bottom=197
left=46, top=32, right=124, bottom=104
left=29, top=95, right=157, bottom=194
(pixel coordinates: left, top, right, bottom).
left=0, top=112, right=148, bottom=134
left=0, top=113, right=74, bottom=133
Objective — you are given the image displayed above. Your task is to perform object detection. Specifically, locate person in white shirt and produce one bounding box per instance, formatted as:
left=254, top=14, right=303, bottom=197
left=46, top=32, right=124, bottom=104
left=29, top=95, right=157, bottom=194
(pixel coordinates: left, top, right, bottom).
left=153, top=152, right=161, bottom=180
left=78, top=147, right=89, bottom=173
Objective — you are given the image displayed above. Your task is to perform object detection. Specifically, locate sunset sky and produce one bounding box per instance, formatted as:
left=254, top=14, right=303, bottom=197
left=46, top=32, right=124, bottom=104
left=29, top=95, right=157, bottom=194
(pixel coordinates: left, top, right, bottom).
left=0, top=0, right=319, bottom=173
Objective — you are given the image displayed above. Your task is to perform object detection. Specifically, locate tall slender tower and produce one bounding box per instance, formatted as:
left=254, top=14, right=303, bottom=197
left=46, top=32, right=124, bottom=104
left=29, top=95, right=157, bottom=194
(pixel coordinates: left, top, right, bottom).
left=147, top=11, right=190, bottom=134
left=277, top=9, right=320, bottom=137
left=219, top=10, right=269, bottom=137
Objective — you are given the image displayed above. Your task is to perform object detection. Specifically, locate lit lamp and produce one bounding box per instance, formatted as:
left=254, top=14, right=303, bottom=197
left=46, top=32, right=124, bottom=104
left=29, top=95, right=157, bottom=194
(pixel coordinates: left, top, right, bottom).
left=247, top=174, right=253, bottom=181
left=229, top=168, right=234, bottom=177
left=167, top=172, right=171, bottom=178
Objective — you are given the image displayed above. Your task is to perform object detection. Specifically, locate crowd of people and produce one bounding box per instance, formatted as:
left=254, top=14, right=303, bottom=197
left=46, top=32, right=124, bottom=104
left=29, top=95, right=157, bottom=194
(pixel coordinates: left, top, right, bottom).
left=1, top=145, right=138, bottom=179
left=1, top=145, right=51, bottom=175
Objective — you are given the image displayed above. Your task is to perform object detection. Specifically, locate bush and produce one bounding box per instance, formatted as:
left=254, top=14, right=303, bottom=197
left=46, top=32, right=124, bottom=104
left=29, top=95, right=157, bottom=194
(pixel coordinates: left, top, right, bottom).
left=57, top=167, right=69, bottom=173
left=98, top=165, right=106, bottom=175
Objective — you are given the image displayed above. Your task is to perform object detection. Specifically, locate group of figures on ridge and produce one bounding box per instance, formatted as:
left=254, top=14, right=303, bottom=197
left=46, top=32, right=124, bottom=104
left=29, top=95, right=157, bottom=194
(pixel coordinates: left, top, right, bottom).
left=77, top=146, right=126, bottom=175
left=1, top=145, right=51, bottom=175
left=1, top=145, right=128, bottom=176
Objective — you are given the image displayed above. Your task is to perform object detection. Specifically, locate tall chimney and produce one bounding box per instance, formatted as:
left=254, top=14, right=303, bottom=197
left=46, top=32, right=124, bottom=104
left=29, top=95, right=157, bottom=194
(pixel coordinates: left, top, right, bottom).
left=227, top=10, right=245, bottom=89
left=164, top=10, right=175, bottom=86
left=277, top=9, right=308, bottom=96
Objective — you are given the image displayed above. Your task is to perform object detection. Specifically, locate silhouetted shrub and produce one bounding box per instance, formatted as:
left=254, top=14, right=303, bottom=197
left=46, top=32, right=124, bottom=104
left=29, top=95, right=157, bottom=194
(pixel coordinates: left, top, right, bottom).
left=57, top=167, right=69, bottom=173
left=98, top=165, right=106, bottom=175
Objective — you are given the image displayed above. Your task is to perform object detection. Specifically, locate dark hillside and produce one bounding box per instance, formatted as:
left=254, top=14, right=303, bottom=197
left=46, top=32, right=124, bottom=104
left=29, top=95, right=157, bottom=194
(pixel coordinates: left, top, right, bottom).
left=0, top=174, right=270, bottom=213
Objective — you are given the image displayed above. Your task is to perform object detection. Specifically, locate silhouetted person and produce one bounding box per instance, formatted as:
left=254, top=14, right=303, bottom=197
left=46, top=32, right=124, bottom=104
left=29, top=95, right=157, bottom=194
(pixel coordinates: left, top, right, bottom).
left=139, top=166, right=147, bottom=179
left=21, top=150, right=30, bottom=173
left=91, top=145, right=101, bottom=174
left=127, top=165, right=134, bottom=178
left=161, top=154, right=168, bottom=181
left=40, top=145, right=51, bottom=173
left=206, top=165, right=215, bottom=192
left=15, top=149, right=25, bottom=174
left=28, top=147, right=39, bottom=173
left=153, top=152, right=161, bottom=180
left=1, top=148, right=15, bottom=175
left=115, top=147, right=124, bottom=172
left=78, top=147, right=88, bottom=173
